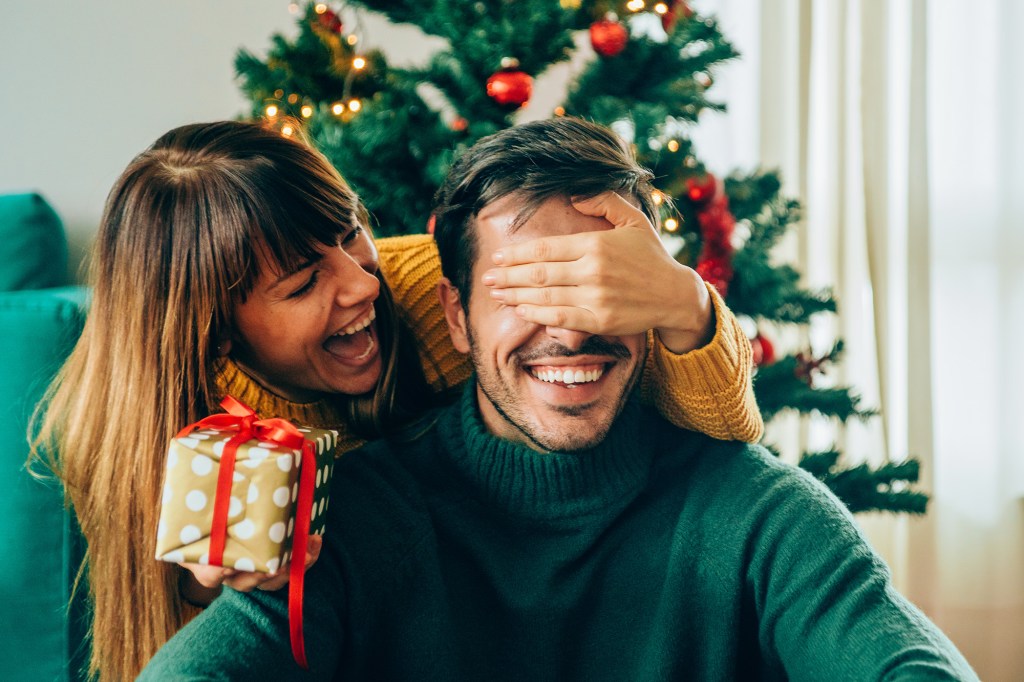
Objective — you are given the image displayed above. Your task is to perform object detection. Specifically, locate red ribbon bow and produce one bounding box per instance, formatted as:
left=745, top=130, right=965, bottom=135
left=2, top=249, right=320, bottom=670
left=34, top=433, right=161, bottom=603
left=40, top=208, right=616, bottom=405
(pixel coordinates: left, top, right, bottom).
left=177, top=395, right=317, bottom=669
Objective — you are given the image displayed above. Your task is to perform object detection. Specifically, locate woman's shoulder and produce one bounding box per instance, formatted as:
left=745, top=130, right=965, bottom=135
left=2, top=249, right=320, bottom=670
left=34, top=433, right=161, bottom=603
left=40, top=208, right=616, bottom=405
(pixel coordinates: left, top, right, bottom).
left=377, top=234, right=442, bottom=297
left=377, top=233, right=438, bottom=262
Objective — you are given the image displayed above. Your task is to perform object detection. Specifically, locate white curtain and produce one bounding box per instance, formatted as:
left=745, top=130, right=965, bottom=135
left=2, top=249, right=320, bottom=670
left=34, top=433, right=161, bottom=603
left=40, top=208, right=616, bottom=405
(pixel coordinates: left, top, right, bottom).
left=693, top=0, right=1024, bottom=678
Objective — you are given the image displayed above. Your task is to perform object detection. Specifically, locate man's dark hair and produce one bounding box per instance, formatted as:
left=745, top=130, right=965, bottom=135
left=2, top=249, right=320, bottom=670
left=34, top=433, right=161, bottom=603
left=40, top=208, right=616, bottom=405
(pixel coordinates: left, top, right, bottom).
left=433, top=117, right=657, bottom=302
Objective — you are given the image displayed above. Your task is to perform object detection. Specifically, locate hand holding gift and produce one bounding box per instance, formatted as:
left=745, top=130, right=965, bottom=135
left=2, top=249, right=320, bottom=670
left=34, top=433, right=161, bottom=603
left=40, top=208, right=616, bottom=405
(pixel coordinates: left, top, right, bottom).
left=155, top=396, right=338, bottom=669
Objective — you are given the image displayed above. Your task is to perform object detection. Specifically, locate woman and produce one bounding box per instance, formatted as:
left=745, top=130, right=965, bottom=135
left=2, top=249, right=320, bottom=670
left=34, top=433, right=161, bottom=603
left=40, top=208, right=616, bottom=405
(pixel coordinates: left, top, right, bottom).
left=32, top=120, right=761, bottom=681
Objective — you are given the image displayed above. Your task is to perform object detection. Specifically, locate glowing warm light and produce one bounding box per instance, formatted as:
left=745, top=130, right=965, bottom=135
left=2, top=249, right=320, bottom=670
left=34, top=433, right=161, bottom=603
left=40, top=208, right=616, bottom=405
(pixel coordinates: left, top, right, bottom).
left=553, top=106, right=565, bottom=116
left=348, top=99, right=362, bottom=112
left=654, top=2, right=669, bottom=14
left=332, top=102, right=345, bottom=115
left=301, top=105, right=313, bottom=118
left=287, top=93, right=299, bottom=104
left=265, top=104, right=279, bottom=117
left=652, top=191, right=664, bottom=205
left=667, top=139, right=680, bottom=152
left=315, top=4, right=327, bottom=14
left=664, top=218, right=679, bottom=231
left=626, top=0, right=646, bottom=11
left=352, top=56, right=367, bottom=70
left=274, top=88, right=284, bottom=98
left=346, top=34, right=359, bottom=45
left=281, top=125, right=295, bottom=137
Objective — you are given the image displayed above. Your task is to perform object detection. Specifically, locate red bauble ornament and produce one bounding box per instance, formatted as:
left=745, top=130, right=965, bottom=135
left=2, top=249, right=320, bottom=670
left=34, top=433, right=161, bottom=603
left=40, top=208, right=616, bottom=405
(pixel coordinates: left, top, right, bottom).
left=686, top=172, right=717, bottom=204
left=486, top=60, right=533, bottom=108
left=316, top=8, right=343, bottom=33
left=661, top=1, right=694, bottom=33
left=450, top=116, right=468, bottom=132
left=750, top=333, right=776, bottom=367
left=590, top=18, right=628, bottom=57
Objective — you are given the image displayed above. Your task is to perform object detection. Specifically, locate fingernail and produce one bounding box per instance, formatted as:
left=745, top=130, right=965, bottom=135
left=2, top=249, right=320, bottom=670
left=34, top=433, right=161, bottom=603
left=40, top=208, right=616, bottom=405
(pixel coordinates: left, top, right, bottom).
left=492, top=251, right=505, bottom=265
left=481, top=272, right=496, bottom=286
left=489, top=289, right=505, bottom=301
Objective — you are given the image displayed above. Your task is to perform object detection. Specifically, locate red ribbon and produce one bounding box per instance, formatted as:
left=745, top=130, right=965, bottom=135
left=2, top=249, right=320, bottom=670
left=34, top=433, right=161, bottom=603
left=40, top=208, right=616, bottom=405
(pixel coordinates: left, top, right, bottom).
left=177, top=395, right=316, bottom=669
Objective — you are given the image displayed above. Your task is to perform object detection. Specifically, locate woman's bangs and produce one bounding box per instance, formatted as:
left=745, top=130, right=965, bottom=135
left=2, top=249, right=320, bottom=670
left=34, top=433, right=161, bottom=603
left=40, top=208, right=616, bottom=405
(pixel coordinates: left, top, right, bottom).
left=252, top=191, right=348, bottom=280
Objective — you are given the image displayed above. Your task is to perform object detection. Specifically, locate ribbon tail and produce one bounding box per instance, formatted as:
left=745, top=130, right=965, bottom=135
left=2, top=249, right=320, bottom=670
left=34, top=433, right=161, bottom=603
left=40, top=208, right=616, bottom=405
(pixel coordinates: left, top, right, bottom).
left=289, top=441, right=317, bottom=670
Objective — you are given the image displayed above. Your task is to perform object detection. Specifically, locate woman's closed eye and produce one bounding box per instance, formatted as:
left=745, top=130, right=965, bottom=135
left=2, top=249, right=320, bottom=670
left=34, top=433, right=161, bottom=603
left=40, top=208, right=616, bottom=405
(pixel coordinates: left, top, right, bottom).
left=341, top=225, right=363, bottom=246
left=288, top=270, right=319, bottom=299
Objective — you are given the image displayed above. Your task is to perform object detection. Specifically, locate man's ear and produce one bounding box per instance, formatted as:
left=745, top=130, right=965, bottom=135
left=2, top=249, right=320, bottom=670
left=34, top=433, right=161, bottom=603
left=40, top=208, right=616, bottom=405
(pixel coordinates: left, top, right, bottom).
left=437, top=277, right=470, bottom=354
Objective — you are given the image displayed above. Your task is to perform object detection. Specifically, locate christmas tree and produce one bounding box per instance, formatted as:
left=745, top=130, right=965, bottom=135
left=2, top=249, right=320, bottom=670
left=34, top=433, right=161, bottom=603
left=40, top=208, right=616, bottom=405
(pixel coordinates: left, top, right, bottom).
left=235, top=0, right=927, bottom=515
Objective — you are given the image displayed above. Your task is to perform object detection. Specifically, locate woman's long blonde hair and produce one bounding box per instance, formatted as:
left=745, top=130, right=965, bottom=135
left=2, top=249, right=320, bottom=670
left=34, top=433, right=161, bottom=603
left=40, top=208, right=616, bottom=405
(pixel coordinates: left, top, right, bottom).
left=31, top=120, right=424, bottom=680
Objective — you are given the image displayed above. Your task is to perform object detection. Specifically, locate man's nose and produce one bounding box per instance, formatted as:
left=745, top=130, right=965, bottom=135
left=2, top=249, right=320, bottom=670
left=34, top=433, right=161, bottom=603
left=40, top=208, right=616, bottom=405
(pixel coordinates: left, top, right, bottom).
left=543, top=326, right=593, bottom=352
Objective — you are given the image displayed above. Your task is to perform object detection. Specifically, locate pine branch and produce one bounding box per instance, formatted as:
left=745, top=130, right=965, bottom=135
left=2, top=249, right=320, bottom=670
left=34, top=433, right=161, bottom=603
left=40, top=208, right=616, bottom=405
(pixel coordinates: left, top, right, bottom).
left=798, top=450, right=929, bottom=515
left=753, top=351, right=877, bottom=423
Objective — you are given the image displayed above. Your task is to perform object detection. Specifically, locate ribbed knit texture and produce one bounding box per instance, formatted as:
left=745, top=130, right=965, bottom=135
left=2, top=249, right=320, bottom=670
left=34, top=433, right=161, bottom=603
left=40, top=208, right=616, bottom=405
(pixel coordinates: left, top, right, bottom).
left=142, top=384, right=976, bottom=681
left=214, top=234, right=763, bottom=451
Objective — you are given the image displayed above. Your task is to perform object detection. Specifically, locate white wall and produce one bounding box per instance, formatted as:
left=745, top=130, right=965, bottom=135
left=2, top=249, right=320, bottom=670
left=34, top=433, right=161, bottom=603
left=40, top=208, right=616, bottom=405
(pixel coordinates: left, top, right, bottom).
left=0, top=0, right=756, bottom=283
left=0, top=1, right=443, bottom=282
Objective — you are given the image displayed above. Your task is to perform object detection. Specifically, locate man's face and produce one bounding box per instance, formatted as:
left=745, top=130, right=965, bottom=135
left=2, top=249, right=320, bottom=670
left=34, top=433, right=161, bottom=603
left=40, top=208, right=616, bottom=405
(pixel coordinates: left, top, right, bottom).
left=439, top=194, right=647, bottom=452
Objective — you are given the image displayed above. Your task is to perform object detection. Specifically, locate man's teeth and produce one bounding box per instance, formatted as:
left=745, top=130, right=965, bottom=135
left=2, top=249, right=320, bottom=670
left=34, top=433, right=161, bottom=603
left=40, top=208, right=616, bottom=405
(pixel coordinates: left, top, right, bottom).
left=530, top=367, right=605, bottom=384
left=337, top=308, right=376, bottom=336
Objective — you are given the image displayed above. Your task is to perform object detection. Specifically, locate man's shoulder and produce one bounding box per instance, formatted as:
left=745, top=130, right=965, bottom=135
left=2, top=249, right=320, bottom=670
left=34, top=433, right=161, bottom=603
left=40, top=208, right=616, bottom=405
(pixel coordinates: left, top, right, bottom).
left=640, top=407, right=826, bottom=502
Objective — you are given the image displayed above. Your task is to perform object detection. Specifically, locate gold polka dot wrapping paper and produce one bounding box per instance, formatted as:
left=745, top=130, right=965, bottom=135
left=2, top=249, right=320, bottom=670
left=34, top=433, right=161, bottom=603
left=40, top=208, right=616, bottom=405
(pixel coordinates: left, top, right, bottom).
left=155, top=397, right=338, bottom=573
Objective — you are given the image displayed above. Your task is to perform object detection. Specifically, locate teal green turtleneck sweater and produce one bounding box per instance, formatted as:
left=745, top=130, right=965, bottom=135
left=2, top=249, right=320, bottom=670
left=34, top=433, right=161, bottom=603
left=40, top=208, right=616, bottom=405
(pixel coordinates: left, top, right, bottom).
left=142, top=383, right=975, bottom=681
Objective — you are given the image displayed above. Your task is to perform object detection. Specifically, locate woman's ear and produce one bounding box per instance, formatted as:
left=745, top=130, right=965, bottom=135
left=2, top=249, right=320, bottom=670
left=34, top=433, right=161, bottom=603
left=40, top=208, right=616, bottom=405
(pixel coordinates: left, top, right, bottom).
left=437, top=278, right=470, bottom=354
left=216, top=337, right=233, bottom=357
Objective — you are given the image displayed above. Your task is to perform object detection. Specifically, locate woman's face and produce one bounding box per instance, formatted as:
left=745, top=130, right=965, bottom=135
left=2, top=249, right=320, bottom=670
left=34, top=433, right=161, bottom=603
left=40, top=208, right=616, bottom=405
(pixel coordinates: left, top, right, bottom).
left=230, top=223, right=383, bottom=402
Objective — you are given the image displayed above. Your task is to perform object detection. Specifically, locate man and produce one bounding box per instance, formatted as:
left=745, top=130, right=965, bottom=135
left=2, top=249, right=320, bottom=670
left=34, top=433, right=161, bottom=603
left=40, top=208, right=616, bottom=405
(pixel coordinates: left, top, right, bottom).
left=141, top=118, right=976, bottom=680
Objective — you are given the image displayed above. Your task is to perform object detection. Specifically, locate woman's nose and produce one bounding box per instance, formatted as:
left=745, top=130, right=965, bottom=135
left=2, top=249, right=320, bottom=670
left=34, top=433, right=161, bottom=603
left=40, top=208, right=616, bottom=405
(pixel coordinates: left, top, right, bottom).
left=333, top=250, right=380, bottom=308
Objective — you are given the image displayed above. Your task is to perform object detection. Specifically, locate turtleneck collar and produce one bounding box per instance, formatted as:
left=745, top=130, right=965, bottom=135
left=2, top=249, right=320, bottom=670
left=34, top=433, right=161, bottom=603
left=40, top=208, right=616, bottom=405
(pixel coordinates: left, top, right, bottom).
left=437, top=380, right=654, bottom=521
left=212, top=357, right=369, bottom=454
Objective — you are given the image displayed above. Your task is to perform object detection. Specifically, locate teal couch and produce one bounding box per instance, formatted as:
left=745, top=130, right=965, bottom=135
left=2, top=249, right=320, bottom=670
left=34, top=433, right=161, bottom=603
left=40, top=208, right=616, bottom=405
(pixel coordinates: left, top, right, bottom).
left=0, top=193, right=90, bottom=681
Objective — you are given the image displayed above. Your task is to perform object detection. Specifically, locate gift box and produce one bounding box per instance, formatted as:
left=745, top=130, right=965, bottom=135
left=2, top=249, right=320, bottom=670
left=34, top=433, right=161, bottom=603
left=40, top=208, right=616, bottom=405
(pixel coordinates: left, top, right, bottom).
left=155, top=397, right=338, bottom=573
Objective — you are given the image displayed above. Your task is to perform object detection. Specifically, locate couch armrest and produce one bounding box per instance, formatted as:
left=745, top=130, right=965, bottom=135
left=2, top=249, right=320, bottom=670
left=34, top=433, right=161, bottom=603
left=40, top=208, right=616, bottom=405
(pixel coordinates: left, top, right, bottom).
left=0, top=286, right=90, bottom=681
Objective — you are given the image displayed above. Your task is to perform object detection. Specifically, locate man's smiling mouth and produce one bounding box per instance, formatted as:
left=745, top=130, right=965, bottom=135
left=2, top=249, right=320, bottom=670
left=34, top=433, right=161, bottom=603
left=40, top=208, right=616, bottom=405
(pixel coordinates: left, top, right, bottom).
left=528, top=363, right=608, bottom=386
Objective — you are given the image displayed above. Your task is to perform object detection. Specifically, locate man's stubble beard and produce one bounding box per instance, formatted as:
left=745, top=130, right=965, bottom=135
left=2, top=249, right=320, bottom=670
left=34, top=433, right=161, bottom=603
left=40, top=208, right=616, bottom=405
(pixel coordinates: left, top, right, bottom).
left=466, top=323, right=645, bottom=452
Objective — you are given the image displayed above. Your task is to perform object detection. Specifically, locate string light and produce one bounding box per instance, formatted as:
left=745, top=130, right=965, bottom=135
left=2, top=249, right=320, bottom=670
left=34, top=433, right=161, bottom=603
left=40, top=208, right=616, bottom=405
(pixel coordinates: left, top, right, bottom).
left=667, top=139, right=680, bottom=152
left=332, top=102, right=345, bottom=115
left=301, top=105, right=313, bottom=118
left=265, top=104, right=279, bottom=117
left=553, top=106, right=565, bottom=116
left=626, top=0, right=646, bottom=11
left=654, top=2, right=669, bottom=14
left=273, top=89, right=284, bottom=98
left=281, top=124, right=295, bottom=137
left=348, top=99, right=362, bottom=112
left=352, top=56, right=367, bottom=70
left=346, top=34, right=359, bottom=46
left=652, top=191, right=664, bottom=205
left=664, top=217, right=679, bottom=232
left=287, top=93, right=299, bottom=104
left=314, top=3, right=327, bottom=14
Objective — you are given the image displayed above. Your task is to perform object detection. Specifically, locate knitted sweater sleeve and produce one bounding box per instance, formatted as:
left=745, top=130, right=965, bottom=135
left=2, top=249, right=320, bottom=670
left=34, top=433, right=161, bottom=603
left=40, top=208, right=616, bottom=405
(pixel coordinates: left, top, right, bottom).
left=138, top=571, right=341, bottom=679
left=377, top=234, right=763, bottom=442
left=738, top=453, right=977, bottom=681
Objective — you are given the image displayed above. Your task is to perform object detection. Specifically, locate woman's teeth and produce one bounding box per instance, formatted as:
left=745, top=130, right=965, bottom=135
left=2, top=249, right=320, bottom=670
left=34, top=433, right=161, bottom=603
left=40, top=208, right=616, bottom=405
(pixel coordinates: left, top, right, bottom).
left=530, top=367, right=605, bottom=384
left=338, top=308, right=376, bottom=336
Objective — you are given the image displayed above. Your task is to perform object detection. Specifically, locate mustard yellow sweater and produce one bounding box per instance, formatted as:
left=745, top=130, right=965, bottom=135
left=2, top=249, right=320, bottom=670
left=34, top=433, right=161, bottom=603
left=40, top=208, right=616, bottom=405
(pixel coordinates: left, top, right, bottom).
left=216, top=235, right=763, bottom=452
